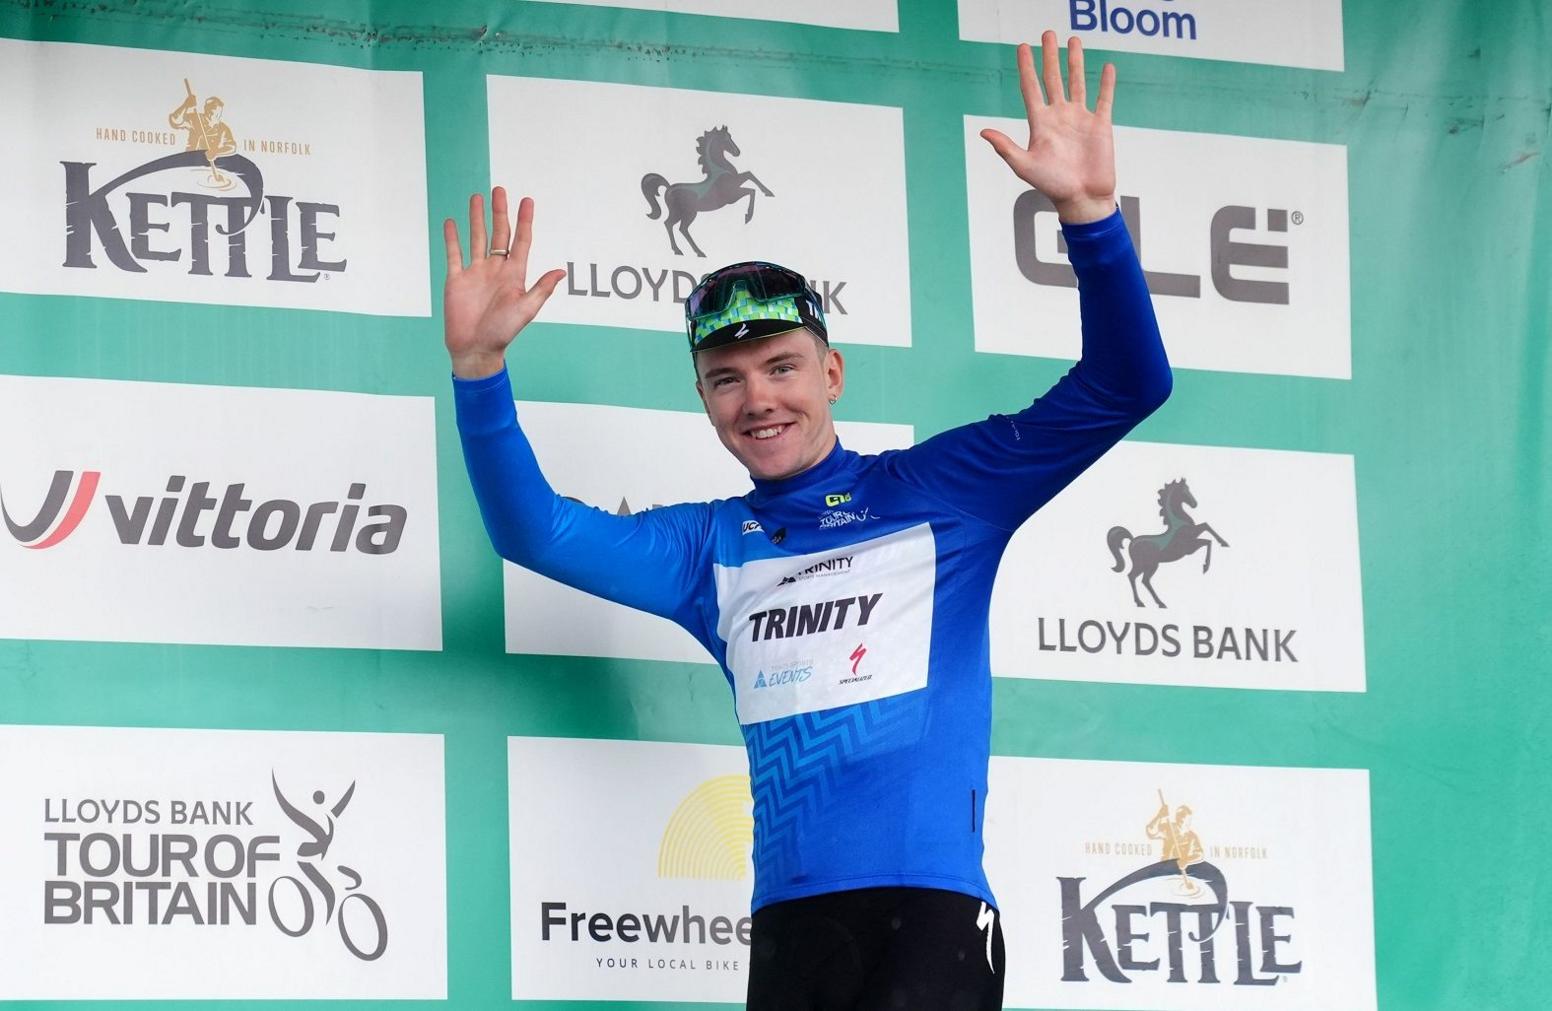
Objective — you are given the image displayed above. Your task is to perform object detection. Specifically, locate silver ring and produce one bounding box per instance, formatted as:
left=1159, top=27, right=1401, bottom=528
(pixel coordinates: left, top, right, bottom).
left=489, top=248, right=509, bottom=256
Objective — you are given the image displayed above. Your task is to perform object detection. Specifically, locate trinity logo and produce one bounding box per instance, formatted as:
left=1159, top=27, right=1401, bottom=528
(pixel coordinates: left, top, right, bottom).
left=641, top=126, right=774, bottom=257
left=1106, top=478, right=1230, bottom=607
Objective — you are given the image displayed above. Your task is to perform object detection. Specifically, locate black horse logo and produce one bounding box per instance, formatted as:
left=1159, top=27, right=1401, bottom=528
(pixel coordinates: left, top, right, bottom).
left=1107, top=478, right=1230, bottom=608
left=641, top=126, right=774, bottom=257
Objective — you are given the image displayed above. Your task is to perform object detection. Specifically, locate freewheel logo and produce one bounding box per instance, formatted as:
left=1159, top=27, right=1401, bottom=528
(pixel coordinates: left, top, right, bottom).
left=1, top=470, right=407, bottom=554
left=1059, top=791, right=1301, bottom=987
left=63, top=78, right=346, bottom=284
left=41, top=768, right=388, bottom=962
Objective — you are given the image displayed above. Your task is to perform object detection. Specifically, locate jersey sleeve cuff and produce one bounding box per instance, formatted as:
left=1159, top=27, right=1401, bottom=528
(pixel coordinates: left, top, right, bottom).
left=1060, top=207, right=1132, bottom=269
left=452, top=366, right=518, bottom=436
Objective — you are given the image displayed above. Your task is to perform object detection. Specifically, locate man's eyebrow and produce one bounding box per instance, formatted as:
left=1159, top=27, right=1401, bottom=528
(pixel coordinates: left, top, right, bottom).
left=762, top=351, right=805, bottom=366
left=700, top=350, right=805, bottom=381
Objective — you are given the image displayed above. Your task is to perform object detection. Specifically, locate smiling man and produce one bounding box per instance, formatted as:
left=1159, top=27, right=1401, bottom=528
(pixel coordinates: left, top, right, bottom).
left=447, top=34, right=1170, bottom=1011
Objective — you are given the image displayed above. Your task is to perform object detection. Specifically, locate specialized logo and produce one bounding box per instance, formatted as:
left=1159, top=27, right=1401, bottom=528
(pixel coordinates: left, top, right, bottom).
left=837, top=642, right=871, bottom=686
left=62, top=78, right=346, bottom=284
left=1106, top=477, right=1230, bottom=608
left=2, top=470, right=406, bottom=554
left=640, top=126, right=774, bottom=258
left=976, top=902, right=997, bottom=973
left=746, top=592, right=882, bottom=642
left=43, top=769, right=387, bottom=962
left=735, top=323, right=750, bottom=337
left=1060, top=791, right=1301, bottom=987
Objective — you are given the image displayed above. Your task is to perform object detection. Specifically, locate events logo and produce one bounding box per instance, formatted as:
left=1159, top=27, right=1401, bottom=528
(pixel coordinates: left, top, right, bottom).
left=1, top=470, right=407, bottom=555
left=1059, top=791, right=1301, bottom=987
left=64, top=77, right=344, bottom=284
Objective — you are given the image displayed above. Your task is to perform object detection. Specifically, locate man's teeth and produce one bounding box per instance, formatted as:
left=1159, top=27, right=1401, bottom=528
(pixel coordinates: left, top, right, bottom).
left=752, top=425, right=786, bottom=440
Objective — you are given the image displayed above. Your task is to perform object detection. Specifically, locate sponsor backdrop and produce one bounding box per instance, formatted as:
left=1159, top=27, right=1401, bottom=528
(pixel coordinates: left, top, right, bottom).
left=0, top=1, right=1545, bottom=1009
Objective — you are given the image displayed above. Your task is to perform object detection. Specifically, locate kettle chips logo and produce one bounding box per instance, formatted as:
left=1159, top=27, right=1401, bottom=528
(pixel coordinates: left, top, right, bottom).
left=2, top=471, right=407, bottom=554
left=1059, top=792, right=1300, bottom=987
left=1017, top=193, right=1300, bottom=306
left=63, top=79, right=346, bottom=284
left=38, top=773, right=387, bottom=961
left=1067, top=0, right=1199, bottom=40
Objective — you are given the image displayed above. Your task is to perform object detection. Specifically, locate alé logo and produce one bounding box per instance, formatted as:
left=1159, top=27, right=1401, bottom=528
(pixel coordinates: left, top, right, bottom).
left=1017, top=191, right=1300, bottom=306
left=63, top=77, right=346, bottom=283
left=1, top=470, right=406, bottom=554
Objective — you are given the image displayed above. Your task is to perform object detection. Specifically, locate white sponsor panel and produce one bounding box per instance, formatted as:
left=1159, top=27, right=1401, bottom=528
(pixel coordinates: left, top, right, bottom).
left=0, top=725, right=446, bottom=999
left=717, top=523, right=934, bottom=723
left=990, top=440, right=1364, bottom=691
left=488, top=77, right=911, bottom=346
left=504, top=400, right=912, bottom=662
left=965, top=119, right=1350, bottom=379
left=984, top=756, right=1374, bottom=1009
left=526, top=0, right=898, bottom=31
left=0, top=38, right=428, bottom=316
left=510, top=736, right=753, bottom=1002
left=959, top=0, right=1344, bottom=71
left=0, top=375, right=441, bottom=650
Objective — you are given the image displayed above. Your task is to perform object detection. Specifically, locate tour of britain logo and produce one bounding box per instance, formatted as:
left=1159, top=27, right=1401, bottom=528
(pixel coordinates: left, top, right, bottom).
left=41, top=768, right=387, bottom=961
left=1060, top=791, right=1300, bottom=987
left=1, top=469, right=408, bottom=555
left=63, top=77, right=346, bottom=285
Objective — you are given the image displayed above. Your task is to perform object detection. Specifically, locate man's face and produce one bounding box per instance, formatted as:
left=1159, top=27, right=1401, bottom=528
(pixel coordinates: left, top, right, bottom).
left=694, top=328, right=844, bottom=482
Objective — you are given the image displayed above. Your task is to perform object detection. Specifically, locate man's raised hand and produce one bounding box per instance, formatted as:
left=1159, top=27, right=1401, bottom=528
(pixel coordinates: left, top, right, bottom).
left=980, top=32, right=1117, bottom=225
left=443, top=187, right=567, bottom=379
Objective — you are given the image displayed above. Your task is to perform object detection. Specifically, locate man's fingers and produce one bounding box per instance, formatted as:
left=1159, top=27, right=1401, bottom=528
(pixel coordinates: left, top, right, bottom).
left=1096, top=62, right=1117, bottom=121
left=1016, top=42, right=1045, bottom=128
left=980, top=128, right=1023, bottom=166
left=1067, top=36, right=1087, bottom=108
left=521, top=268, right=567, bottom=318
left=489, top=186, right=512, bottom=258
left=1041, top=30, right=1066, bottom=105
left=442, top=218, right=463, bottom=276
left=513, top=196, right=536, bottom=283
left=469, top=193, right=487, bottom=262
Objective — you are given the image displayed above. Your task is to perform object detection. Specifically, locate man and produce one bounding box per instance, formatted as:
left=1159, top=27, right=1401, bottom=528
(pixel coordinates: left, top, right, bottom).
left=445, top=33, right=1169, bottom=1010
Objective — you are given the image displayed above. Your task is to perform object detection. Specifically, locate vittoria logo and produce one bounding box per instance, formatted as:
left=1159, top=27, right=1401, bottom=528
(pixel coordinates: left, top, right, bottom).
left=63, top=78, right=345, bottom=284
left=641, top=126, right=774, bottom=258
left=2, top=470, right=407, bottom=555
left=1106, top=477, right=1231, bottom=608
left=1059, top=791, right=1301, bottom=987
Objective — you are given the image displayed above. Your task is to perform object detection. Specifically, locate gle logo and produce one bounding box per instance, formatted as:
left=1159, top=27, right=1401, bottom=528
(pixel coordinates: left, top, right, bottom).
left=824, top=492, right=852, bottom=508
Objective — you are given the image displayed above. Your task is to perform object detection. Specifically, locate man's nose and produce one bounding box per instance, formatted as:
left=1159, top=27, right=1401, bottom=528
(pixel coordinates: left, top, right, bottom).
left=741, top=375, right=778, bottom=415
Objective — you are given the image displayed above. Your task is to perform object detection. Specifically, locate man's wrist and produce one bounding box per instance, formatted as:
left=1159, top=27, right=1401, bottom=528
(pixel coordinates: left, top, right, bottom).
left=450, top=352, right=507, bottom=381
left=1054, top=195, right=1118, bottom=226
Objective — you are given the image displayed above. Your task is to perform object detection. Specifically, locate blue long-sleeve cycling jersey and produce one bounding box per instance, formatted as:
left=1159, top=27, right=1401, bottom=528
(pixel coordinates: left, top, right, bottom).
left=455, top=209, right=1170, bottom=911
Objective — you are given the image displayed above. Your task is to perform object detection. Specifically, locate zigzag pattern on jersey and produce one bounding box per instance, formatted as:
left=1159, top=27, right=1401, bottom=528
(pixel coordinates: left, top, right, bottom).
left=746, top=697, right=920, bottom=876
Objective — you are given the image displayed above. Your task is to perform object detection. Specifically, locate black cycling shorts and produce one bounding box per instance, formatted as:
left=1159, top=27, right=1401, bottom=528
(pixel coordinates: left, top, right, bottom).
left=746, top=886, right=1006, bottom=1011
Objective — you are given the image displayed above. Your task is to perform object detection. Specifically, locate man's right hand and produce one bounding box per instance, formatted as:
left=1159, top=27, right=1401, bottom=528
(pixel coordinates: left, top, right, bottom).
left=443, top=186, right=567, bottom=380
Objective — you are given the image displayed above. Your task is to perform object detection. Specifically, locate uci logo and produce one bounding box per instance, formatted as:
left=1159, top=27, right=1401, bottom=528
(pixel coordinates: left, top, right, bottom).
left=824, top=492, right=852, bottom=508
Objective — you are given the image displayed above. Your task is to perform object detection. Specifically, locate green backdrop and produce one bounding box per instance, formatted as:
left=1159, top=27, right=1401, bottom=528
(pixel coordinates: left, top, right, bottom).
left=1, top=0, right=1548, bottom=1007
